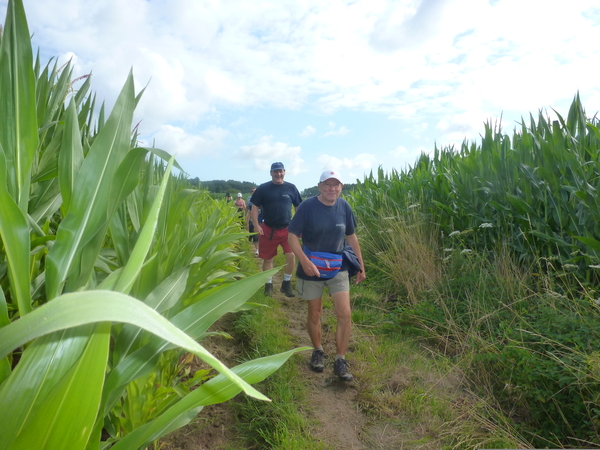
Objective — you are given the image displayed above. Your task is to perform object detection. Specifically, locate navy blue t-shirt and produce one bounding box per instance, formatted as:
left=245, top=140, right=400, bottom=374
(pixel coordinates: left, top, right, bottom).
left=288, top=196, right=357, bottom=280
left=250, top=181, right=302, bottom=229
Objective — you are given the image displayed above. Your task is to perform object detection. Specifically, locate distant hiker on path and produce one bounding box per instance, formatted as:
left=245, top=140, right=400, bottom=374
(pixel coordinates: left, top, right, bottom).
left=234, top=192, right=246, bottom=212
left=250, top=162, right=302, bottom=297
left=287, top=169, right=366, bottom=381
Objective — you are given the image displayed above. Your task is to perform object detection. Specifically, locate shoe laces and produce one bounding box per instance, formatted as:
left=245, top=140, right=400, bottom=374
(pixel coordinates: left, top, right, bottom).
left=336, top=358, right=349, bottom=371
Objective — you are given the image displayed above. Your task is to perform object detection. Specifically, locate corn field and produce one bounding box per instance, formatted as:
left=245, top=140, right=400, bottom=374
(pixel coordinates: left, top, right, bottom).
left=349, top=93, right=600, bottom=446
left=352, top=94, right=600, bottom=288
left=0, top=1, right=301, bottom=449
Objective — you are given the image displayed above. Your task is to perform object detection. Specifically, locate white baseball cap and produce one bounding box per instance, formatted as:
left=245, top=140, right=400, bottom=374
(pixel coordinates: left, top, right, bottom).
left=319, top=169, right=343, bottom=184
left=237, top=193, right=242, bottom=197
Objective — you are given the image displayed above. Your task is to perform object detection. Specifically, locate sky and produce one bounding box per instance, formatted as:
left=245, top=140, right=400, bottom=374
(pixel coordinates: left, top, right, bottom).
left=2, top=0, right=600, bottom=191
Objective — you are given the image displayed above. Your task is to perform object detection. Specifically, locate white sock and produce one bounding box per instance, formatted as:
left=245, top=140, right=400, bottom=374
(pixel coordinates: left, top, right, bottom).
left=336, top=355, right=345, bottom=360
left=267, top=277, right=273, bottom=284
left=283, top=273, right=292, bottom=281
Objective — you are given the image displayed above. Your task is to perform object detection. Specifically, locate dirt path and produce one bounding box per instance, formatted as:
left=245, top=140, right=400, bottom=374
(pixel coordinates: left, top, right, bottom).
left=161, top=258, right=372, bottom=450
left=275, top=270, right=368, bottom=450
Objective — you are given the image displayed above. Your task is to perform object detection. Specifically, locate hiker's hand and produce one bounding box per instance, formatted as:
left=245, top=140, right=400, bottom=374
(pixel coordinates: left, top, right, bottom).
left=301, top=260, right=320, bottom=277
left=257, top=224, right=265, bottom=235
left=355, top=270, right=366, bottom=284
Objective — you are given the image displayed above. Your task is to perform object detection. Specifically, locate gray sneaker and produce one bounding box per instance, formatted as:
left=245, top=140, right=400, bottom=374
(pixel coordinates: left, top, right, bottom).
left=281, top=280, right=295, bottom=297
left=310, top=349, right=325, bottom=372
left=333, top=358, right=353, bottom=381
left=264, top=283, right=273, bottom=297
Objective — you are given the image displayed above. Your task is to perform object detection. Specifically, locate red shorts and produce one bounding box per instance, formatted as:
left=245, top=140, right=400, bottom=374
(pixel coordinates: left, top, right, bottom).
left=259, top=223, right=292, bottom=260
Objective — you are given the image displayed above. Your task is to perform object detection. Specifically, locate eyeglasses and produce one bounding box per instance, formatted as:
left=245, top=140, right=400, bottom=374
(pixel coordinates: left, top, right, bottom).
left=322, top=182, right=341, bottom=188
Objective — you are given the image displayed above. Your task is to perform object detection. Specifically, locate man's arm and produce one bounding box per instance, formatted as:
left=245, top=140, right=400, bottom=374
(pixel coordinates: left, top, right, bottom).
left=345, top=233, right=366, bottom=284
left=250, top=204, right=264, bottom=235
left=288, top=232, right=321, bottom=278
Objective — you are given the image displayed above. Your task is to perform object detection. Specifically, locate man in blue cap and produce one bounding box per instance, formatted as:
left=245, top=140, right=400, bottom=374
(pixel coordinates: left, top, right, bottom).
left=250, top=162, right=302, bottom=297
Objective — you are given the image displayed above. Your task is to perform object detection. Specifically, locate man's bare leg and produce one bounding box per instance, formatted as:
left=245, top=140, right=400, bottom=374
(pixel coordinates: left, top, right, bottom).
left=331, top=291, right=352, bottom=356
left=306, top=297, right=323, bottom=348
left=262, top=258, right=274, bottom=272
left=284, top=252, right=295, bottom=276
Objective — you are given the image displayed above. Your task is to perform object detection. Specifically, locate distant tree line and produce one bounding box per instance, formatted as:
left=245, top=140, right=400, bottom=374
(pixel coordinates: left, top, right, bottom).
left=188, top=177, right=357, bottom=199
left=301, top=183, right=357, bottom=198
left=188, top=178, right=257, bottom=194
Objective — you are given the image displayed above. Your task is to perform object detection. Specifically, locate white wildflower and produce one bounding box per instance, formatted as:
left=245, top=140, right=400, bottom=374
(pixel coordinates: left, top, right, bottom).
left=449, top=231, right=460, bottom=237
left=589, top=265, right=600, bottom=269
left=595, top=298, right=600, bottom=306
left=479, top=223, right=493, bottom=228
left=407, top=204, right=420, bottom=209
left=444, top=248, right=453, bottom=252
left=460, top=249, right=473, bottom=254
left=443, top=256, right=451, bottom=262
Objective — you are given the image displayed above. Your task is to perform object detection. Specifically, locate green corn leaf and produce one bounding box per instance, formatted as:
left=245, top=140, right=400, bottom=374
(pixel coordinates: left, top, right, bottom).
left=108, top=148, right=149, bottom=212
left=112, top=267, right=190, bottom=364
left=0, top=148, right=31, bottom=316
left=144, top=146, right=185, bottom=172
left=0, top=288, right=10, bottom=385
left=73, top=72, right=92, bottom=107
left=114, top=157, right=174, bottom=294
left=45, top=71, right=136, bottom=299
left=102, top=268, right=278, bottom=415
left=0, top=0, right=39, bottom=210
left=0, top=278, right=10, bottom=330
left=29, top=178, right=62, bottom=225
left=109, top=205, right=130, bottom=266
left=0, top=290, right=269, bottom=400
left=58, top=98, right=85, bottom=215
left=574, top=236, right=600, bottom=252
left=110, top=348, right=307, bottom=450
left=9, top=323, right=110, bottom=450
left=0, top=327, right=95, bottom=447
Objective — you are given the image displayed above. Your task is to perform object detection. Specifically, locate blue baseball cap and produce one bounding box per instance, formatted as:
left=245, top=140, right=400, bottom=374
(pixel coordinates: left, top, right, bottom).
left=270, top=162, right=285, bottom=171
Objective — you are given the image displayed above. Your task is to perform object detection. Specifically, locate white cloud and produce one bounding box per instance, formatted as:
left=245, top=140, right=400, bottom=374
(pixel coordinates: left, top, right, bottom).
left=150, top=125, right=228, bottom=158
left=18, top=0, right=600, bottom=126
left=4, top=0, right=600, bottom=188
left=323, top=126, right=350, bottom=137
left=389, top=145, right=408, bottom=158
left=239, top=136, right=304, bottom=175
left=316, top=153, right=377, bottom=171
left=299, top=125, right=316, bottom=137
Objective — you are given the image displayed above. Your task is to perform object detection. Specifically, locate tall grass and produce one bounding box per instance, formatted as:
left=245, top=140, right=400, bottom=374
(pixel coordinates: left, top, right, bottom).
left=360, top=205, right=441, bottom=304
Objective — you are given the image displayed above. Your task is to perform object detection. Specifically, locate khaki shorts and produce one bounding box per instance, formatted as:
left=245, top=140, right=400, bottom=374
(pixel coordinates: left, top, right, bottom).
left=295, top=271, right=350, bottom=300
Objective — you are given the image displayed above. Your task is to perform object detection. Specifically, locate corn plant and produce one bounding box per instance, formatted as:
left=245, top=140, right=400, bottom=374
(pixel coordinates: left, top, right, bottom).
left=351, top=95, right=600, bottom=288
left=0, top=2, right=305, bottom=449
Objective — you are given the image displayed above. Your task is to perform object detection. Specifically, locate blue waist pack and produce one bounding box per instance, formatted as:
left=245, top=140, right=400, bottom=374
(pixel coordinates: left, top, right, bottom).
left=303, top=246, right=343, bottom=279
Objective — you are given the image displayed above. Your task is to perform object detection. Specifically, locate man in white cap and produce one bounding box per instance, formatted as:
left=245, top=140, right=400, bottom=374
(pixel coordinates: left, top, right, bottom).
left=287, top=169, right=366, bottom=381
left=250, top=162, right=302, bottom=297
